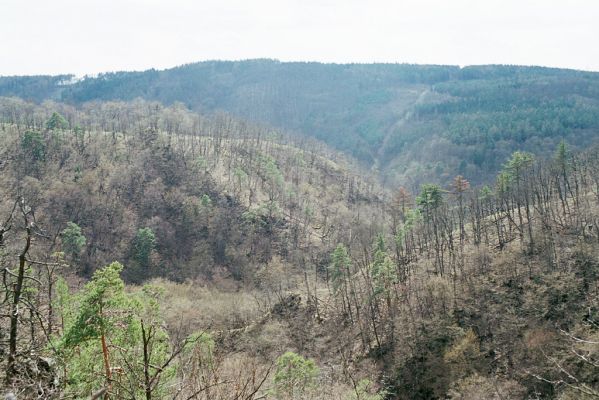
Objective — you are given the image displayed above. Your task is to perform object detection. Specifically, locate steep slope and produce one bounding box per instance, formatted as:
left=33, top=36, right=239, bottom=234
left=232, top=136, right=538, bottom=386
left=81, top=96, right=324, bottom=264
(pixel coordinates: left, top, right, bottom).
left=1, top=99, right=599, bottom=399
left=3, top=61, right=599, bottom=186
left=0, top=98, right=382, bottom=282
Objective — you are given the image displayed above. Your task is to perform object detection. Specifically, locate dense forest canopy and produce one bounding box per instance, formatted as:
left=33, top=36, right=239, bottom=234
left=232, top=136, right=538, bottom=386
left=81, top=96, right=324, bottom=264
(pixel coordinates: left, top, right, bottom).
left=3, top=60, right=599, bottom=186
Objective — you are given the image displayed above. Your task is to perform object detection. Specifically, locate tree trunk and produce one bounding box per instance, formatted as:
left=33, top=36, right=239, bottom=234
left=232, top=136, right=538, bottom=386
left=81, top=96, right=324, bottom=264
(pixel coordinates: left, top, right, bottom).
left=6, top=225, right=31, bottom=383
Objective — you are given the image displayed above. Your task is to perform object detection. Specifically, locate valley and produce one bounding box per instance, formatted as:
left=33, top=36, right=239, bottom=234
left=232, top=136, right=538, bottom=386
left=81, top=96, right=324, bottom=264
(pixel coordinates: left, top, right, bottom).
left=0, top=94, right=598, bottom=398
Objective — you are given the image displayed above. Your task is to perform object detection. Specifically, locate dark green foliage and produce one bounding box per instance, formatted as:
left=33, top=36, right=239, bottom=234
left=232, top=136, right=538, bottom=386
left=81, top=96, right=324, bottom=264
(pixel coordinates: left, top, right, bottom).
left=329, top=244, right=351, bottom=295
left=58, top=263, right=183, bottom=397
left=0, top=74, right=72, bottom=102
left=21, top=130, right=45, bottom=161
left=503, top=151, right=535, bottom=182
left=272, top=351, right=320, bottom=398
left=61, top=262, right=126, bottom=347
left=133, top=227, right=156, bottom=267
left=416, top=184, right=444, bottom=212
left=371, top=234, right=396, bottom=297
left=61, top=221, right=86, bottom=257
left=46, top=111, right=69, bottom=130
left=200, top=194, right=212, bottom=207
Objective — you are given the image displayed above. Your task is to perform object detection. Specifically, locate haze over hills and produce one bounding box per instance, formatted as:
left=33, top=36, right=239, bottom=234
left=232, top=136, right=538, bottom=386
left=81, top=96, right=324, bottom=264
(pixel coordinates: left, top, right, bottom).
left=4, top=0, right=599, bottom=396
left=2, top=0, right=599, bottom=397
left=2, top=60, right=599, bottom=187
left=2, top=60, right=599, bottom=399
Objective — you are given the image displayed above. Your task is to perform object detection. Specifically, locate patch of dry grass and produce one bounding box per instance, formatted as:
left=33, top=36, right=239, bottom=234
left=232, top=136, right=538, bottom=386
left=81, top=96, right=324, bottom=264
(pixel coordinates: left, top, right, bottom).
left=144, top=278, right=265, bottom=333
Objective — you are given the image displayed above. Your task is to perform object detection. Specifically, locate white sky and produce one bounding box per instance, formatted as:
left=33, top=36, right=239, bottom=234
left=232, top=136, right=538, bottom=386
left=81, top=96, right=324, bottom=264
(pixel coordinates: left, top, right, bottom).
left=1, top=0, right=598, bottom=76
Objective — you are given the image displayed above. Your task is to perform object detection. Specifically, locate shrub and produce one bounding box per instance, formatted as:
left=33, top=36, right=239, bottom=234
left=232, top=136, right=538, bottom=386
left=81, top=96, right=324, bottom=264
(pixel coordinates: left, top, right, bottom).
left=272, top=351, right=319, bottom=399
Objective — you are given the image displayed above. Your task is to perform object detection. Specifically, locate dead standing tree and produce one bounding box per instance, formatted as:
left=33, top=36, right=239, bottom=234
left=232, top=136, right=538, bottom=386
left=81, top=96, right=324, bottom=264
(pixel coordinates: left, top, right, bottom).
left=3, top=197, right=51, bottom=385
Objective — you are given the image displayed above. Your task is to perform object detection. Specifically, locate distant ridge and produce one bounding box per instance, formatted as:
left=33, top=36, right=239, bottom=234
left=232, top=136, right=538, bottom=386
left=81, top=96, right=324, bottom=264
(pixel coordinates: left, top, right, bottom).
left=2, top=60, right=599, bottom=186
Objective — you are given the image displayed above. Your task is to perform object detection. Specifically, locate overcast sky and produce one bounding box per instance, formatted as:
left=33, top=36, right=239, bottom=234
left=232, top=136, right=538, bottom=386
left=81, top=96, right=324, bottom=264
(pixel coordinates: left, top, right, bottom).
left=2, top=0, right=598, bottom=76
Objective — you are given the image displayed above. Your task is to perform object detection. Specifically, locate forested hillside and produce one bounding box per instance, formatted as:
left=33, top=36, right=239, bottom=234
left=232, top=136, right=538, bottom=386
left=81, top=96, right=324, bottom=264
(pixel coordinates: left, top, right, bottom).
left=0, top=97, right=381, bottom=282
left=2, top=61, right=599, bottom=186
left=1, top=99, right=598, bottom=399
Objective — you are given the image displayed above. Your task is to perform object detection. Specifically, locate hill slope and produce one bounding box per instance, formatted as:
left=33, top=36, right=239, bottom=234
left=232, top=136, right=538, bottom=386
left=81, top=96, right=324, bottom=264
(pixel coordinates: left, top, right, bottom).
left=0, top=98, right=381, bottom=282
left=2, top=61, right=599, bottom=186
left=0, top=100, right=599, bottom=399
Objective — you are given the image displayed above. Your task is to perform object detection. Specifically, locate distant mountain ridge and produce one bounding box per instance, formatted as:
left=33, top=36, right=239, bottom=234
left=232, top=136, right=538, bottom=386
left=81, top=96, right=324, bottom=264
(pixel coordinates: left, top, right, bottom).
left=2, top=60, right=599, bottom=186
